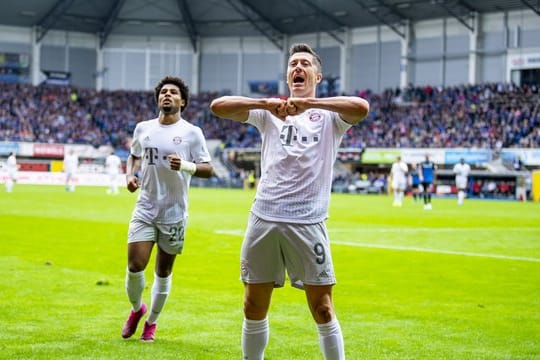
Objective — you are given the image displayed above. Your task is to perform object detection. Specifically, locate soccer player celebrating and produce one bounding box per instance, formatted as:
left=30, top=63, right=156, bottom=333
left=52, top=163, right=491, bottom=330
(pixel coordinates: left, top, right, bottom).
left=210, top=43, right=369, bottom=360
left=121, top=76, right=213, bottom=342
left=420, top=154, right=437, bottom=210
left=453, top=157, right=471, bottom=205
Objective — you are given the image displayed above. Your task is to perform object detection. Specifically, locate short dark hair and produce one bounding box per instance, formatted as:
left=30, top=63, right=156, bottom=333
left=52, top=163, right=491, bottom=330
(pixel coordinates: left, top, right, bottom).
left=154, top=76, right=189, bottom=112
left=289, top=43, right=322, bottom=72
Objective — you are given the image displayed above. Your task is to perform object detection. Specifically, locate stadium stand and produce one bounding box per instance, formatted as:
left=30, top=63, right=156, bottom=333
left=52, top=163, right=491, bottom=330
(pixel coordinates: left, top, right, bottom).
left=1, top=82, right=538, bottom=150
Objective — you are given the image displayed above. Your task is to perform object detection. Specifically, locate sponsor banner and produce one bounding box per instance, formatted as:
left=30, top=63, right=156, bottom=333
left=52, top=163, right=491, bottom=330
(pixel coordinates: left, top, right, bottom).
left=444, top=149, right=492, bottom=165
left=361, top=149, right=401, bottom=164
left=401, top=148, right=445, bottom=164
left=508, top=52, right=540, bottom=70
left=33, top=143, right=65, bottom=158
left=248, top=81, right=278, bottom=96
left=0, top=142, right=19, bottom=156
left=501, top=149, right=540, bottom=166
left=0, top=171, right=126, bottom=187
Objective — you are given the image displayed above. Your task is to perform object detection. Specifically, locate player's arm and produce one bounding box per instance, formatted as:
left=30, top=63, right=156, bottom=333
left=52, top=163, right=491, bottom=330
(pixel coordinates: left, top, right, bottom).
left=167, top=154, right=214, bottom=179
left=288, top=96, right=369, bottom=125
left=210, top=96, right=287, bottom=121
left=125, top=154, right=141, bottom=193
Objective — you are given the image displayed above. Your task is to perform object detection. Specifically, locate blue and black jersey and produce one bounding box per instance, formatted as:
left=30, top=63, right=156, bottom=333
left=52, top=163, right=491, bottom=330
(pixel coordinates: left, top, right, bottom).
left=421, top=161, right=436, bottom=183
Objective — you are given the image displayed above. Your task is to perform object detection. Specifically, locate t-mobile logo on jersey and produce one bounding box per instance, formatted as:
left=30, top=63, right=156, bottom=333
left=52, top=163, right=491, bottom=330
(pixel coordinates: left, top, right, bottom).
left=144, top=147, right=159, bottom=165
left=279, top=125, right=320, bottom=146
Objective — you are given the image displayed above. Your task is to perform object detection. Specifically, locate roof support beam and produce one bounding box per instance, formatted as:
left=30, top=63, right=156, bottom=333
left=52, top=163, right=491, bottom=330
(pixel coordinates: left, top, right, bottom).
left=520, top=0, right=540, bottom=16
left=227, top=0, right=284, bottom=50
left=352, top=0, right=406, bottom=38
left=438, top=1, right=475, bottom=32
left=36, top=0, right=76, bottom=43
left=176, top=0, right=198, bottom=52
left=99, top=0, right=126, bottom=48
left=301, top=0, right=345, bottom=44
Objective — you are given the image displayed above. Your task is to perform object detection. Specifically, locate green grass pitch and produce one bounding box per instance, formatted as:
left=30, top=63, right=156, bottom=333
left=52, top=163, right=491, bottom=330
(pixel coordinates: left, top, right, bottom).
left=0, top=185, right=539, bottom=359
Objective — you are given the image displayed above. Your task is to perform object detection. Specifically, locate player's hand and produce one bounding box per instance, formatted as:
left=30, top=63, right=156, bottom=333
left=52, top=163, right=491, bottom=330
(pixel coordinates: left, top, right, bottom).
left=167, top=154, right=181, bottom=171
left=126, top=175, right=140, bottom=192
left=265, top=98, right=288, bottom=121
left=286, top=97, right=308, bottom=116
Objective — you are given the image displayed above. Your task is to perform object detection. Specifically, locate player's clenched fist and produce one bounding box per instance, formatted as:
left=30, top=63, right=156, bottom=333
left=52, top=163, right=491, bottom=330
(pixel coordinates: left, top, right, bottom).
left=126, top=174, right=140, bottom=192
left=286, top=97, right=308, bottom=116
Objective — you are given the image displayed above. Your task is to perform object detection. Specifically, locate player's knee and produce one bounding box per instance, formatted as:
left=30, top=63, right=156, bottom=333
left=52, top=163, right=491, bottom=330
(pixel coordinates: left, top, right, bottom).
left=127, top=261, right=146, bottom=273
left=243, top=297, right=267, bottom=320
left=313, top=303, right=334, bottom=323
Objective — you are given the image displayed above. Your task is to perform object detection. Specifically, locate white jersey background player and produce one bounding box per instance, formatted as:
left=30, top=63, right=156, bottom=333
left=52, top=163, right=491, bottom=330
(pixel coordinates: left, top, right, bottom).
left=453, top=158, right=471, bottom=205
left=5, top=152, right=18, bottom=192
left=105, top=151, right=122, bottom=194
left=390, top=156, right=408, bottom=207
left=211, top=43, right=370, bottom=360
left=121, top=76, right=213, bottom=343
left=63, top=149, right=79, bottom=192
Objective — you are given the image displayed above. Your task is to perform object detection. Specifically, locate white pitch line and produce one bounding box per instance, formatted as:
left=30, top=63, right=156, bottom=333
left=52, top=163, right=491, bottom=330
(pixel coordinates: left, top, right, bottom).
left=332, top=241, right=540, bottom=263
left=329, top=227, right=537, bottom=233
left=214, top=229, right=540, bottom=263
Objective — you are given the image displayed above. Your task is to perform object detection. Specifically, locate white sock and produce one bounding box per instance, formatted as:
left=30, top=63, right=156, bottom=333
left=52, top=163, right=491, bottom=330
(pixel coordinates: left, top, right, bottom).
left=458, top=191, right=465, bottom=204
left=146, top=273, right=172, bottom=325
left=125, top=269, right=145, bottom=312
left=317, top=318, right=345, bottom=360
left=242, top=318, right=269, bottom=360
left=5, top=179, right=13, bottom=192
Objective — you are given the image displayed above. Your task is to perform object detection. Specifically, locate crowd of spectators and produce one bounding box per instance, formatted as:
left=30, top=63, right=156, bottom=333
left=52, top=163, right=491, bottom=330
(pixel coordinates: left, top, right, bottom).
left=1, top=81, right=539, bottom=151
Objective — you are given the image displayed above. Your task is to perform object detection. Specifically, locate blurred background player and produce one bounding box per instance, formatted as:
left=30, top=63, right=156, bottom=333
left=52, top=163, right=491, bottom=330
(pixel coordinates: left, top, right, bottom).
left=453, top=158, right=471, bottom=205
left=63, top=149, right=79, bottom=192
left=121, top=76, right=213, bottom=342
left=420, top=154, right=437, bottom=210
left=5, top=152, right=18, bottom=193
left=390, top=156, right=408, bottom=207
left=408, top=162, right=421, bottom=202
left=105, top=150, right=122, bottom=195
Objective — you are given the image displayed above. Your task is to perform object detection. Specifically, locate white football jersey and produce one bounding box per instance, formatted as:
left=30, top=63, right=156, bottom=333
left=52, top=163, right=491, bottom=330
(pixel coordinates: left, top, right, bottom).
left=105, top=154, right=122, bottom=175
left=64, top=153, right=79, bottom=173
left=6, top=154, right=17, bottom=176
left=130, top=118, right=211, bottom=223
left=391, top=161, right=408, bottom=190
left=453, top=162, right=471, bottom=188
left=246, top=108, right=351, bottom=224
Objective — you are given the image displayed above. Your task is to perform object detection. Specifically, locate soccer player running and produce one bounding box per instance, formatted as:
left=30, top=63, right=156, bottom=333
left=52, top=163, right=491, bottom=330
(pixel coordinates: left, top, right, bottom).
left=453, top=157, right=471, bottom=205
left=121, top=76, right=213, bottom=342
left=210, top=43, right=369, bottom=360
left=390, top=156, right=408, bottom=207
left=419, top=154, right=437, bottom=210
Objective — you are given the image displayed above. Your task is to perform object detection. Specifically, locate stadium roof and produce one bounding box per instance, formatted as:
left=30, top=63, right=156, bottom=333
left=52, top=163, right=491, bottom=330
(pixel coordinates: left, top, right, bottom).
left=0, top=0, right=537, bottom=50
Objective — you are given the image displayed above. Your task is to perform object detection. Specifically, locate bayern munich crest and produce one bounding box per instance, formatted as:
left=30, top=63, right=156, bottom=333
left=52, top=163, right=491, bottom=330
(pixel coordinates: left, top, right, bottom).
left=309, top=111, right=322, bottom=122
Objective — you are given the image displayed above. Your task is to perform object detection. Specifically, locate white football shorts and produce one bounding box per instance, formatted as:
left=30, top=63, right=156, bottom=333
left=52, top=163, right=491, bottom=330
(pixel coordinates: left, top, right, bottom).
left=240, top=213, right=336, bottom=289
left=128, top=218, right=187, bottom=255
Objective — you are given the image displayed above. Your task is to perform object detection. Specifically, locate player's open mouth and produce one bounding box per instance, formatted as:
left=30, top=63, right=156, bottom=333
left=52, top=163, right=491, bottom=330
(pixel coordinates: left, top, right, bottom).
left=293, top=75, right=305, bottom=84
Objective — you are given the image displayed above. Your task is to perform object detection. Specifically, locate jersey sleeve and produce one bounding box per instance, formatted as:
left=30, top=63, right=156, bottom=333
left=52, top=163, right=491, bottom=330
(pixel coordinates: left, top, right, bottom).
left=130, top=123, right=143, bottom=157
left=190, top=127, right=212, bottom=163
left=245, top=109, right=269, bottom=131
left=333, top=112, right=353, bottom=135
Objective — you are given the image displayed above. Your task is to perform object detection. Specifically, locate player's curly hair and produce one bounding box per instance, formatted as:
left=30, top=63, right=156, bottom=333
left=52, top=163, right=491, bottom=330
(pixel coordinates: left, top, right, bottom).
left=289, top=43, right=322, bottom=72
left=154, top=76, right=189, bottom=112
